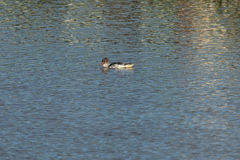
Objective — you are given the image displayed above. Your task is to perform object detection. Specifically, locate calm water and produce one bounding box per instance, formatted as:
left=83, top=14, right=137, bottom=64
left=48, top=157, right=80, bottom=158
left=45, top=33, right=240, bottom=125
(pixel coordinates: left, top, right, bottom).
left=1, top=0, right=240, bottom=159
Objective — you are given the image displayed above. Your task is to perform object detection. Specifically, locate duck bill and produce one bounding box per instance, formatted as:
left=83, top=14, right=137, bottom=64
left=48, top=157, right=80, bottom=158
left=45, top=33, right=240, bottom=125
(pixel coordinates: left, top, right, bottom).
left=100, top=62, right=104, bottom=66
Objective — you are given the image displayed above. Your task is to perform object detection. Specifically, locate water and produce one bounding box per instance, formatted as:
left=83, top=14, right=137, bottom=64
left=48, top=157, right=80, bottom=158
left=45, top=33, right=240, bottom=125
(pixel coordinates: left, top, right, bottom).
left=1, top=0, right=240, bottom=159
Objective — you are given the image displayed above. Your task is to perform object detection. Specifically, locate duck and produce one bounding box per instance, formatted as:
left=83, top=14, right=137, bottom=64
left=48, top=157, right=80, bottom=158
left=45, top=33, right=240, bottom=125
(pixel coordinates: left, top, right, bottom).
left=100, top=58, right=134, bottom=68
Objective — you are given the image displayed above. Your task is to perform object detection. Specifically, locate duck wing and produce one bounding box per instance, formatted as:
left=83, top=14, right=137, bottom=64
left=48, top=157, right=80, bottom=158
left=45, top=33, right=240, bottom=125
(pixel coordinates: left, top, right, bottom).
left=109, top=62, right=124, bottom=68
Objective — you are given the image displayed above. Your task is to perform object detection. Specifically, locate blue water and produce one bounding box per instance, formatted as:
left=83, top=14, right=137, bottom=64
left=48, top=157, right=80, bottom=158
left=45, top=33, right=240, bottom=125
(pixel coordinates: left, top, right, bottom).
left=1, top=0, right=240, bottom=159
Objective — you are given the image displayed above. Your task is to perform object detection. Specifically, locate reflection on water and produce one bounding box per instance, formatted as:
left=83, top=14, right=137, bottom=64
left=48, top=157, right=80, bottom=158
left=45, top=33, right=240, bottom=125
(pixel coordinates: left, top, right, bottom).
left=1, top=0, right=240, bottom=159
left=101, top=67, right=134, bottom=73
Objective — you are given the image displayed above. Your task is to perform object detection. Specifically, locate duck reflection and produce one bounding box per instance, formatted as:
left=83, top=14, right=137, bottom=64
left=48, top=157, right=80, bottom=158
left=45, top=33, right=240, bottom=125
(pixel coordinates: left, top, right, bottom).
left=101, top=67, right=134, bottom=73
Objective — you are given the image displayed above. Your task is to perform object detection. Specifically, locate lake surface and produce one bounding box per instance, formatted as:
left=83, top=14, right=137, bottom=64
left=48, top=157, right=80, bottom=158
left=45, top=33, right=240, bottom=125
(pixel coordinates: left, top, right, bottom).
left=1, top=0, right=240, bottom=159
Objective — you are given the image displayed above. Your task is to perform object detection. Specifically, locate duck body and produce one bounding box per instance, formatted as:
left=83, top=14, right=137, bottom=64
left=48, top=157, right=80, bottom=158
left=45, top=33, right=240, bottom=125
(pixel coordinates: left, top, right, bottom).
left=101, top=58, right=134, bottom=68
